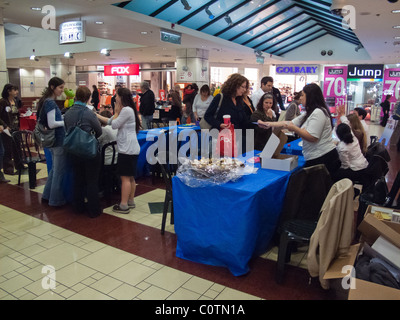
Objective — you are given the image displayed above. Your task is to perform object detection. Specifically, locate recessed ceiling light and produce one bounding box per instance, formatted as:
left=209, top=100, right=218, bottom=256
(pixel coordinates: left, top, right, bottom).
left=140, top=31, right=148, bottom=35
left=31, top=7, right=41, bottom=11
left=393, top=25, right=400, bottom=28
left=95, top=21, right=104, bottom=25
left=391, top=9, right=400, bottom=13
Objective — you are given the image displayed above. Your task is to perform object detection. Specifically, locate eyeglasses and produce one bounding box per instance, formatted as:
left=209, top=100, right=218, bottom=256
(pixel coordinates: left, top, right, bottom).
left=240, top=85, right=247, bottom=89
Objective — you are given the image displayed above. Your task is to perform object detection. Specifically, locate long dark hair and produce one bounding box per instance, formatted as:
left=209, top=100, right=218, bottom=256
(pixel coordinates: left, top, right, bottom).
left=1, top=84, right=17, bottom=100
left=300, top=83, right=333, bottom=128
left=37, top=77, right=65, bottom=116
left=117, top=87, right=141, bottom=133
left=256, top=93, right=276, bottom=112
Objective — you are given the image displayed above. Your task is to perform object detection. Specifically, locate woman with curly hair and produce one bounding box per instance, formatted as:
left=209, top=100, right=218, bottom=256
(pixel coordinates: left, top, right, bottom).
left=204, top=73, right=254, bottom=154
left=204, top=73, right=250, bottom=130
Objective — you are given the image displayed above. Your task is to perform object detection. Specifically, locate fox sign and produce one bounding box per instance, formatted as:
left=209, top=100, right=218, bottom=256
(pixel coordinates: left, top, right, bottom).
left=104, top=64, right=140, bottom=76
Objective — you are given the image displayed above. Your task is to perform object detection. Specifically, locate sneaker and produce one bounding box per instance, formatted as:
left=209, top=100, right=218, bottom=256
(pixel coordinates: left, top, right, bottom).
left=112, top=204, right=130, bottom=214
left=128, top=202, right=136, bottom=209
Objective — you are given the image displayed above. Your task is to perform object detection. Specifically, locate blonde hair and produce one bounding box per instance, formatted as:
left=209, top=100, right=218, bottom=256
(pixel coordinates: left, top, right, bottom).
left=347, top=113, right=367, bottom=154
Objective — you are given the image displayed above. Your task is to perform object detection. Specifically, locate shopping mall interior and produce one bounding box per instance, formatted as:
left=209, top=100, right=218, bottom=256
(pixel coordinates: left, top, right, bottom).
left=1, top=0, right=400, bottom=304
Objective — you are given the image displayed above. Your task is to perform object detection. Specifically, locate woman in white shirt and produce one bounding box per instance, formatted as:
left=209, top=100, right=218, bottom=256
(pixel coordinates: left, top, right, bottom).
left=257, top=83, right=340, bottom=176
left=333, top=122, right=368, bottom=183
left=97, top=88, right=141, bottom=214
left=193, top=84, right=213, bottom=121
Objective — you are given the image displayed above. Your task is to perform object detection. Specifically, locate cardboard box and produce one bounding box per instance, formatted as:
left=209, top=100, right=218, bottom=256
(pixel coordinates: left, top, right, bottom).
left=323, top=211, right=400, bottom=300
left=260, top=130, right=298, bottom=171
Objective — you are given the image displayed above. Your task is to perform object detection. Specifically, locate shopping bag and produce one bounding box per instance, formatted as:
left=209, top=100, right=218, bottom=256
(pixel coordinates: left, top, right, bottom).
left=216, top=124, right=238, bottom=158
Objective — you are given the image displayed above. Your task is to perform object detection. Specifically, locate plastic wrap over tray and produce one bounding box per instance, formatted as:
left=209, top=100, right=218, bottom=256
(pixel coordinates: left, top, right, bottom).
left=176, top=157, right=258, bottom=188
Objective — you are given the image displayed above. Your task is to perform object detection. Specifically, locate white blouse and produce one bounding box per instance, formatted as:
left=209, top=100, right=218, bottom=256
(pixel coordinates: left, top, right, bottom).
left=193, top=94, right=213, bottom=118
left=108, top=107, right=140, bottom=155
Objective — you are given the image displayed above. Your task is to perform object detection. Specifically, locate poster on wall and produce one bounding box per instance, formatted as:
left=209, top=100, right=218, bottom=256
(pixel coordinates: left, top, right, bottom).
left=323, top=66, right=348, bottom=113
left=382, top=68, right=400, bottom=114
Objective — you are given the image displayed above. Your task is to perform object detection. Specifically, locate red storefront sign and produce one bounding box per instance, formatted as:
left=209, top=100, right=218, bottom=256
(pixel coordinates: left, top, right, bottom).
left=104, top=64, right=139, bottom=76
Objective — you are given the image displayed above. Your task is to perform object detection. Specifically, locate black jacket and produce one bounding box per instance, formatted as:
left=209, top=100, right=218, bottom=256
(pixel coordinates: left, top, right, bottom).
left=139, top=90, right=156, bottom=116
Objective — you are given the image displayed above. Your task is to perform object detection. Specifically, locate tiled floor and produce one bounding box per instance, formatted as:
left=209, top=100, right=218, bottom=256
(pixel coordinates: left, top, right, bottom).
left=0, top=123, right=398, bottom=300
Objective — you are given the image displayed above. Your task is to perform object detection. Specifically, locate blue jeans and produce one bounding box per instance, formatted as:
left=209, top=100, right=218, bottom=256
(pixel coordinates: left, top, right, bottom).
left=141, top=115, right=153, bottom=129
left=43, top=146, right=67, bottom=206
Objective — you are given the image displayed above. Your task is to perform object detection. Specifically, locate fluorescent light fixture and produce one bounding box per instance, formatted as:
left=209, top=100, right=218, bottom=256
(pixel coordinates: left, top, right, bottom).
left=31, top=7, right=41, bottom=11
left=205, top=6, right=214, bottom=19
left=100, top=48, right=111, bottom=56
left=180, top=0, right=191, bottom=10
left=95, top=21, right=104, bottom=25
left=392, top=9, right=400, bottom=13
left=393, top=25, right=400, bottom=28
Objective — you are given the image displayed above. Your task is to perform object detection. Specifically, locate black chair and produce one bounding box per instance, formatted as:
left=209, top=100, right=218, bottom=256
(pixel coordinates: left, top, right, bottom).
left=11, top=130, right=46, bottom=189
left=156, top=151, right=177, bottom=235
left=275, top=164, right=332, bottom=284
left=99, top=141, right=119, bottom=200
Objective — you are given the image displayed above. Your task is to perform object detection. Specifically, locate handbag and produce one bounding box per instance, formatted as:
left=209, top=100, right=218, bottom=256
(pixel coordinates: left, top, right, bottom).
left=63, top=108, right=98, bottom=159
left=33, top=104, right=56, bottom=148
left=200, top=93, right=223, bottom=130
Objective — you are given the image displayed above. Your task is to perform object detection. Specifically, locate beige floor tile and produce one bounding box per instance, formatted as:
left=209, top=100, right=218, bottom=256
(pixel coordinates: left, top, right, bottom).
left=167, top=287, right=201, bottom=300
left=137, top=285, right=171, bottom=300
left=2, top=233, right=43, bottom=252
left=55, top=262, right=97, bottom=288
left=145, top=266, right=192, bottom=292
left=0, top=256, right=24, bottom=276
left=78, top=246, right=134, bottom=274
left=90, top=275, right=123, bottom=294
left=68, top=286, right=114, bottom=300
left=182, top=276, right=214, bottom=295
left=31, top=242, right=90, bottom=270
left=109, top=261, right=156, bottom=286
left=0, top=274, right=33, bottom=294
left=108, top=283, right=142, bottom=300
left=34, top=290, right=65, bottom=300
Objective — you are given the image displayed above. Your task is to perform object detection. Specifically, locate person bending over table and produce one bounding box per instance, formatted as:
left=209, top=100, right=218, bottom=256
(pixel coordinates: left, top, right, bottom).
left=250, top=93, right=276, bottom=151
left=257, top=83, right=340, bottom=176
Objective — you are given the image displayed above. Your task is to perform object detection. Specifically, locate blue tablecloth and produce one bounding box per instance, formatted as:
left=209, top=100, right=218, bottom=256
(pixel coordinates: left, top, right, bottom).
left=173, top=152, right=305, bottom=276
left=136, top=125, right=201, bottom=177
left=282, top=138, right=303, bottom=156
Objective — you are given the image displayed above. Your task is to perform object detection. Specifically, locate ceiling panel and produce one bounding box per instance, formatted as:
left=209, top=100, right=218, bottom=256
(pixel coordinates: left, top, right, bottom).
left=114, top=0, right=362, bottom=56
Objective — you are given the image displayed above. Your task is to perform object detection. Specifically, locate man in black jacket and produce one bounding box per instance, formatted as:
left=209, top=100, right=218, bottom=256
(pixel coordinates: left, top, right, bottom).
left=139, top=81, right=155, bottom=129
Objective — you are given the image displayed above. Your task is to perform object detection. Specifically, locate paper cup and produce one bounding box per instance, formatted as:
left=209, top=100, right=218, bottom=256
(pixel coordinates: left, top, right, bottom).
left=223, top=115, right=231, bottom=124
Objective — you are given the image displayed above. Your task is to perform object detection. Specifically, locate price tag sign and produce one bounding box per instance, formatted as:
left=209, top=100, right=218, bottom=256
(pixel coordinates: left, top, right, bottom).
left=382, top=68, right=400, bottom=113
left=323, top=66, right=348, bottom=113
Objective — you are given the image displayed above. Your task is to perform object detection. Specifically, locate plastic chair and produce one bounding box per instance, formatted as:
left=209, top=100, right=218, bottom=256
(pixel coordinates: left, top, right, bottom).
left=275, top=164, right=332, bottom=284
left=156, top=151, right=177, bottom=235
left=99, top=141, right=119, bottom=200
left=11, top=130, right=46, bottom=189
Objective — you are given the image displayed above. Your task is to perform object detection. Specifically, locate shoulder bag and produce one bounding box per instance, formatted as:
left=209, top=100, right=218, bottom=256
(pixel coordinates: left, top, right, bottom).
left=33, top=102, right=56, bottom=148
left=200, top=93, right=223, bottom=130
left=63, top=108, right=98, bottom=159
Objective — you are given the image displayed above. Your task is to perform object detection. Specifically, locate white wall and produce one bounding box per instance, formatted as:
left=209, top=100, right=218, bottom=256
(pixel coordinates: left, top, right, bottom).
left=19, top=67, right=51, bottom=97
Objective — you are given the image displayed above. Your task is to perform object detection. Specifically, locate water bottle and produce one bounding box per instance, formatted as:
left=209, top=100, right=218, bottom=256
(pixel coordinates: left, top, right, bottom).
left=286, top=144, right=292, bottom=155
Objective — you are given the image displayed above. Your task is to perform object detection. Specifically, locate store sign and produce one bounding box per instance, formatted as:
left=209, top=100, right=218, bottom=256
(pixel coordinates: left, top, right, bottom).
left=382, top=67, right=400, bottom=112
left=347, top=64, right=384, bottom=81
left=160, top=29, right=181, bottom=45
left=276, top=64, right=319, bottom=75
left=59, top=21, right=85, bottom=44
left=323, top=66, right=348, bottom=112
left=104, top=64, right=140, bottom=76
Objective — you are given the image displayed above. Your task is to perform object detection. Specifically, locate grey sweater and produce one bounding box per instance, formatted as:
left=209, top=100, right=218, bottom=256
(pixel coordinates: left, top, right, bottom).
left=63, top=104, right=102, bottom=138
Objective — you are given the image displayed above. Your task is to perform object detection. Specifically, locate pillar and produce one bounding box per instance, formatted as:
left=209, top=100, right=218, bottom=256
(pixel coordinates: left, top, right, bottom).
left=50, top=58, right=76, bottom=97
left=0, top=8, right=8, bottom=85
left=175, top=48, right=209, bottom=88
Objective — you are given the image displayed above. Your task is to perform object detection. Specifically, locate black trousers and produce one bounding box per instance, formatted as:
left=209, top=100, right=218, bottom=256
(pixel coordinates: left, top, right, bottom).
left=70, top=152, right=101, bottom=217
left=305, top=148, right=341, bottom=177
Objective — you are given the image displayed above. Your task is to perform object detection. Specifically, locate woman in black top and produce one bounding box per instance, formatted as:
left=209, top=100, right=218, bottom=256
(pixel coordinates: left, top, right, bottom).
left=91, top=85, right=100, bottom=111
left=380, top=94, right=391, bottom=127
